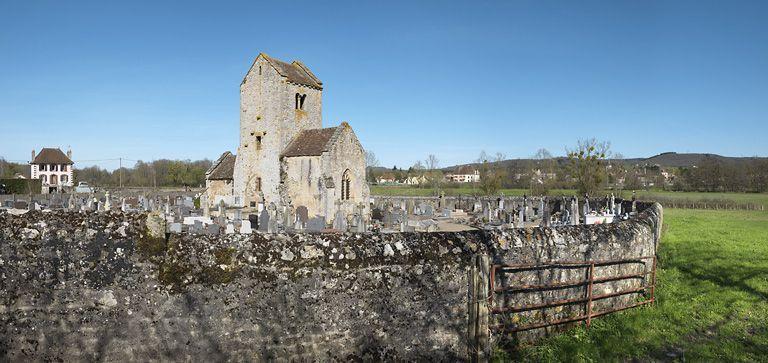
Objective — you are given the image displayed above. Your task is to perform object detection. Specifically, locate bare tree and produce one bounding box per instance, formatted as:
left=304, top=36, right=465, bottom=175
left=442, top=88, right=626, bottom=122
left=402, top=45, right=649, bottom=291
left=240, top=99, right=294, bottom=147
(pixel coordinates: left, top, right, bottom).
left=494, top=152, right=506, bottom=163
left=533, top=148, right=553, bottom=160
left=424, top=155, right=441, bottom=191
left=567, top=138, right=611, bottom=196
left=475, top=152, right=507, bottom=195
left=365, top=150, right=380, bottom=183
left=476, top=150, right=490, bottom=163
left=365, top=150, right=379, bottom=168
left=425, top=155, right=439, bottom=170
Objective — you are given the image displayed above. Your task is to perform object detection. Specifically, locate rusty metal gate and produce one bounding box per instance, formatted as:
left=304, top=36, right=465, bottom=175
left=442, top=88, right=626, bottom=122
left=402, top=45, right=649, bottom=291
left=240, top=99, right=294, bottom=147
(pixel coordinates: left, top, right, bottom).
left=489, top=255, right=657, bottom=333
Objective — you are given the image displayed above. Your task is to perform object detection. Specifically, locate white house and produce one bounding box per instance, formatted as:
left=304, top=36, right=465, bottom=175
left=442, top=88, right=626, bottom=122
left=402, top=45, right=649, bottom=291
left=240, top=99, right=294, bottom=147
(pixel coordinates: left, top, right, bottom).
left=30, top=148, right=74, bottom=193
left=445, top=166, right=480, bottom=183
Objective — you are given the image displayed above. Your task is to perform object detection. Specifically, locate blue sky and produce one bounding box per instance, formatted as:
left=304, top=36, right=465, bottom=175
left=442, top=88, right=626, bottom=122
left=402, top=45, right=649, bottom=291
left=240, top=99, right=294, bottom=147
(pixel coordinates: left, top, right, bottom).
left=1, top=0, right=767, bottom=170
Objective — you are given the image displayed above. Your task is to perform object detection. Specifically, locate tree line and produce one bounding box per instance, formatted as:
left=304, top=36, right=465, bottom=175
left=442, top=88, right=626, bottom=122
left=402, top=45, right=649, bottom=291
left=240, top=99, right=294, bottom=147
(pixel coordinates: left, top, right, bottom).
left=365, top=140, right=768, bottom=196
left=0, top=158, right=212, bottom=188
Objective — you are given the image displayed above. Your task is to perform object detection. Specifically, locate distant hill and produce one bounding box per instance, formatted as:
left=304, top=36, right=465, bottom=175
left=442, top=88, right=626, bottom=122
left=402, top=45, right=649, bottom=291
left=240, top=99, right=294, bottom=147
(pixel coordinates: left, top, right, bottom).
left=619, top=152, right=764, bottom=168
left=373, top=152, right=767, bottom=174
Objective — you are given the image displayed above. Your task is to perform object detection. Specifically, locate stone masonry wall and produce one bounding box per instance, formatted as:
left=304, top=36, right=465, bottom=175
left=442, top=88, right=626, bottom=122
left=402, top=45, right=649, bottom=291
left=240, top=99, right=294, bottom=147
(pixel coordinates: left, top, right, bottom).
left=0, top=203, right=662, bottom=361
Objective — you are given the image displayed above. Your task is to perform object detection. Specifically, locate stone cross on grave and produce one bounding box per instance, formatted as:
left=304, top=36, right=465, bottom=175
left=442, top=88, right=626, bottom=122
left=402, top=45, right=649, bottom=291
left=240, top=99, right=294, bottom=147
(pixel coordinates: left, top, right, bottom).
left=571, top=196, right=579, bottom=225
left=201, top=194, right=210, bottom=218
left=267, top=203, right=278, bottom=233
left=540, top=198, right=550, bottom=227
left=103, top=192, right=111, bottom=211
left=609, top=193, right=615, bottom=213
left=583, top=194, right=590, bottom=217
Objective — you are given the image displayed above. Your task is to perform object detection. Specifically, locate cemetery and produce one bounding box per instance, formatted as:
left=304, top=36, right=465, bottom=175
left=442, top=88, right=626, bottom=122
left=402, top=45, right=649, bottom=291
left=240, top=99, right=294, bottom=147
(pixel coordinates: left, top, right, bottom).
left=0, top=188, right=643, bottom=236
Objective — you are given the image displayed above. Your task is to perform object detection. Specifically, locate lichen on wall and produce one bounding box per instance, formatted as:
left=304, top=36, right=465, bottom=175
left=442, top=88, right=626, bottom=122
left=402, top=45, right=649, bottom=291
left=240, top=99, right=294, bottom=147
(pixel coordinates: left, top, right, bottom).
left=0, top=203, right=662, bottom=361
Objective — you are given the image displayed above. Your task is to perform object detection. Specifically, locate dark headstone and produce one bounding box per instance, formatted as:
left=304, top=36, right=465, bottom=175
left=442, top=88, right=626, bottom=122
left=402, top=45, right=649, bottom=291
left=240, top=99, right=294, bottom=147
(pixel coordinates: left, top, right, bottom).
left=296, top=206, right=309, bottom=224
left=306, top=217, right=326, bottom=232
left=371, top=208, right=384, bottom=221
left=249, top=214, right=259, bottom=230
left=258, top=209, right=270, bottom=232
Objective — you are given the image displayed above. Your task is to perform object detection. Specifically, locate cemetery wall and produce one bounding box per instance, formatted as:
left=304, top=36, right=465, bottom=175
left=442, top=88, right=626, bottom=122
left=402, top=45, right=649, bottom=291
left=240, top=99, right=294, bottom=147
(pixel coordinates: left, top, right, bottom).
left=0, top=202, right=662, bottom=361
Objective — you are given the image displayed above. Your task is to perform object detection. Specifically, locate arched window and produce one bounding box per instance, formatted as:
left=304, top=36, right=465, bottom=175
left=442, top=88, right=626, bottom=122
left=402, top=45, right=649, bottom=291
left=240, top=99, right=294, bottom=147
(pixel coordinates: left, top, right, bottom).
left=41, top=175, right=47, bottom=184
left=341, top=169, right=351, bottom=200
left=50, top=174, right=58, bottom=185
left=295, top=93, right=307, bottom=110
left=61, top=175, right=68, bottom=183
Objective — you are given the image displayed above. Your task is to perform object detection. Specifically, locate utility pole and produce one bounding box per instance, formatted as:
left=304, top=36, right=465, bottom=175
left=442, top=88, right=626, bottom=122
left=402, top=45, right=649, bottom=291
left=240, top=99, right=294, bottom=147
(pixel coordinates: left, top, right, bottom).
left=119, top=157, right=123, bottom=189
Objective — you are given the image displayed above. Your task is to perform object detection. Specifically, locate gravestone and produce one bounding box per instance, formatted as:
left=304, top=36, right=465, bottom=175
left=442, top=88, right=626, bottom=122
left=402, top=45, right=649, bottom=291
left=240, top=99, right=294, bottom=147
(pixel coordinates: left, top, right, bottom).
left=258, top=210, right=270, bottom=232
left=193, top=220, right=204, bottom=234
left=201, top=194, right=210, bottom=218
left=225, top=223, right=235, bottom=234
left=307, top=217, right=325, bottom=232
left=169, top=223, right=183, bottom=233
left=333, top=209, right=347, bottom=231
left=249, top=214, right=259, bottom=230
left=483, top=203, right=491, bottom=221
left=296, top=206, right=309, bottom=227
left=240, top=220, right=252, bottom=234
left=540, top=198, right=550, bottom=227
left=571, top=197, right=579, bottom=225
left=371, top=208, right=384, bottom=221
left=206, top=224, right=220, bottom=236
left=423, top=204, right=434, bottom=217
left=104, top=192, right=111, bottom=211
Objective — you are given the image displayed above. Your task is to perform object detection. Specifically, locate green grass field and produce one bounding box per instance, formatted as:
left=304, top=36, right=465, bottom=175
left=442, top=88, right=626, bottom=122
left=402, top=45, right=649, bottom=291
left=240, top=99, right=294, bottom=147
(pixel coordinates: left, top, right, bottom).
left=370, top=186, right=768, bottom=208
left=497, top=209, right=768, bottom=362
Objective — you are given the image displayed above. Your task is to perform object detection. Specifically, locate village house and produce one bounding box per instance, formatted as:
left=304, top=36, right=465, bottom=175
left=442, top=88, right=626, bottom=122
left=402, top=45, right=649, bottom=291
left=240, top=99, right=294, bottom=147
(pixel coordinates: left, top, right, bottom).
left=376, top=172, right=398, bottom=185
left=445, top=165, right=480, bottom=183
left=206, top=53, right=369, bottom=223
left=403, top=174, right=428, bottom=185
left=30, top=148, right=74, bottom=194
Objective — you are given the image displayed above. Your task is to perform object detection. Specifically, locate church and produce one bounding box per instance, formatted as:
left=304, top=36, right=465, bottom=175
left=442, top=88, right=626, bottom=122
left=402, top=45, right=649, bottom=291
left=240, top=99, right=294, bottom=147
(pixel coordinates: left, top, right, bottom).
left=205, top=53, right=370, bottom=224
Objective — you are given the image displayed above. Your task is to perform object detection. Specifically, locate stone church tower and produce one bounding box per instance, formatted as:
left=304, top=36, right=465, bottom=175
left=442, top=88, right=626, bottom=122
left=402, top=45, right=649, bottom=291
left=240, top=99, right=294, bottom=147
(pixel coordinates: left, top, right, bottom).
left=233, top=53, right=324, bottom=208
left=208, top=53, right=369, bottom=225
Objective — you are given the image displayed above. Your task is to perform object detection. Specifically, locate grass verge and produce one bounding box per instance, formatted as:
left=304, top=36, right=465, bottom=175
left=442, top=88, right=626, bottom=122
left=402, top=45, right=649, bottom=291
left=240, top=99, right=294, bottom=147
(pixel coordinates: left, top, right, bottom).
left=496, top=209, right=768, bottom=362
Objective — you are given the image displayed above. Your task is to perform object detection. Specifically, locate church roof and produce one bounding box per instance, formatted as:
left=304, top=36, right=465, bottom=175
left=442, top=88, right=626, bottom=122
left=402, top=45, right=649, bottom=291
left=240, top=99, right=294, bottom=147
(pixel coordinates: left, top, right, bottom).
left=206, top=151, right=236, bottom=180
left=262, top=54, right=323, bottom=89
left=32, top=148, right=73, bottom=165
left=282, top=124, right=349, bottom=158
